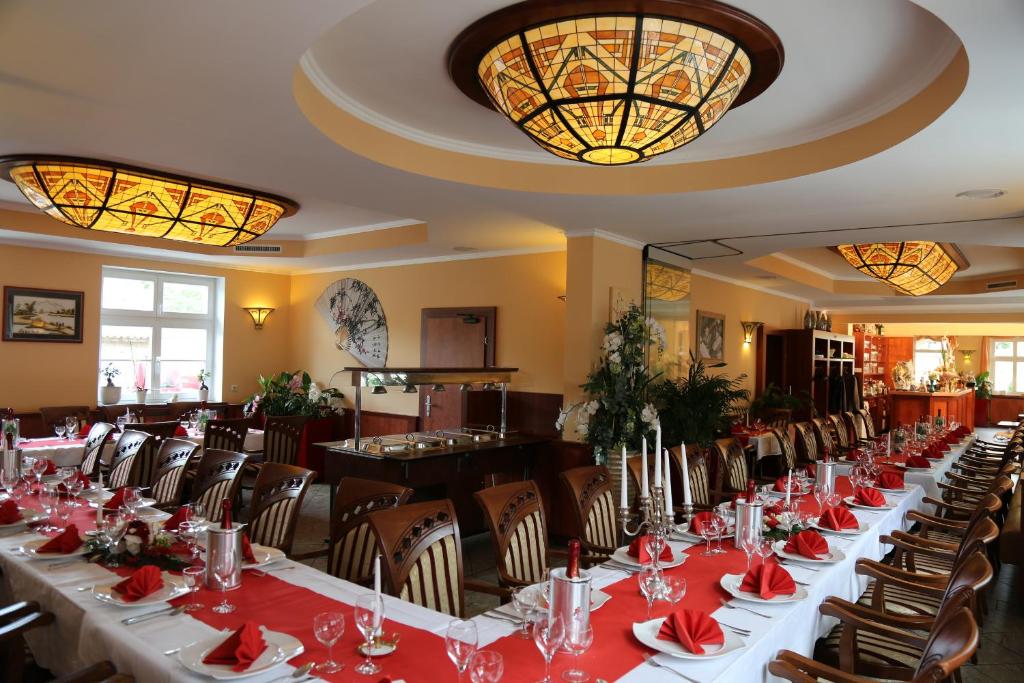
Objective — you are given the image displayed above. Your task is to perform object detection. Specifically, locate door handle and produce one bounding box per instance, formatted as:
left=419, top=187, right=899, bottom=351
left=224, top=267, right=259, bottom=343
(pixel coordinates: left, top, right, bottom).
left=425, top=395, right=431, bottom=417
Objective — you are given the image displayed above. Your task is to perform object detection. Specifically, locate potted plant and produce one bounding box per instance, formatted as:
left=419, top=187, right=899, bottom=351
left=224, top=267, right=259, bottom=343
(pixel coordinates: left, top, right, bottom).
left=653, top=353, right=749, bottom=448
left=748, top=382, right=805, bottom=422
left=974, top=370, right=993, bottom=427
left=197, top=369, right=211, bottom=402
left=134, top=368, right=147, bottom=404
left=100, top=364, right=121, bottom=405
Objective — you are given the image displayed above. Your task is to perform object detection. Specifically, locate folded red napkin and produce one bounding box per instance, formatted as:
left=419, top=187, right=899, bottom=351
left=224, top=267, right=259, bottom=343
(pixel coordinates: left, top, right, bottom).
left=174, top=425, right=188, bottom=437
left=203, top=622, right=268, bottom=672
left=845, top=449, right=864, bottom=462
left=162, top=506, right=190, bottom=531
left=37, top=524, right=83, bottom=554
left=103, top=488, right=127, bottom=510
left=773, top=476, right=799, bottom=493
left=241, top=533, right=257, bottom=563
left=0, top=499, right=22, bottom=524
left=818, top=506, right=859, bottom=531
left=657, top=608, right=725, bottom=654
left=112, top=565, right=164, bottom=601
left=877, top=471, right=905, bottom=490
left=739, top=563, right=796, bottom=599
left=765, top=499, right=786, bottom=515
left=938, top=442, right=951, bottom=452
left=905, top=455, right=931, bottom=469
left=783, top=529, right=829, bottom=559
left=628, top=534, right=673, bottom=563
left=42, top=459, right=57, bottom=475
left=854, top=487, right=886, bottom=507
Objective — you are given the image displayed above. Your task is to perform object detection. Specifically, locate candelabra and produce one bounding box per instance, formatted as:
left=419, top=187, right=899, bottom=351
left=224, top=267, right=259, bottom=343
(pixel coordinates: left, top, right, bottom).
left=618, top=485, right=694, bottom=542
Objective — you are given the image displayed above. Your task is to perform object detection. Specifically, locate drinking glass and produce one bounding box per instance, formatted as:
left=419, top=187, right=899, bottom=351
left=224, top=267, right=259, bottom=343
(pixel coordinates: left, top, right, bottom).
left=710, top=513, right=727, bottom=554
left=122, top=487, right=142, bottom=516
left=115, top=415, right=127, bottom=433
left=637, top=564, right=661, bottom=619
left=67, top=476, right=84, bottom=507
left=212, top=551, right=237, bottom=614
left=813, top=484, right=830, bottom=514
left=178, top=521, right=200, bottom=562
left=55, top=499, right=72, bottom=530
left=469, top=651, right=504, bottom=683
left=54, top=424, right=66, bottom=440
left=446, top=619, right=479, bottom=682
left=31, top=457, right=48, bottom=491
left=1, top=468, right=18, bottom=497
left=737, top=525, right=758, bottom=572
left=9, top=478, right=27, bottom=506
left=755, top=539, right=775, bottom=567
left=186, top=502, right=207, bottom=531
left=313, top=611, right=346, bottom=674
left=354, top=593, right=385, bottom=675
left=188, top=412, right=200, bottom=433
left=182, top=565, right=204, bottom=612
left=643, top=531, right=666, bottom=569
left=664, top=575, right=687, bottom=605
left=698, top=518, right=715, bottom=556
left=531, top=614, right=565, bottom=683
left=65, top=417, right=78, bottom=439
left=561, top=619, right=593, bottom=682
left=179, top=416, right=191, bottom=434
left=38, top=485, right=57, bottom=532
left=510, top=586, right=532, bottom=639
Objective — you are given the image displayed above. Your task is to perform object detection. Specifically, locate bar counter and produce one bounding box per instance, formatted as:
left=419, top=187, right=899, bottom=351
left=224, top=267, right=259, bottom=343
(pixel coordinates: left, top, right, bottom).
left=889, top=388, right=975, bottom=430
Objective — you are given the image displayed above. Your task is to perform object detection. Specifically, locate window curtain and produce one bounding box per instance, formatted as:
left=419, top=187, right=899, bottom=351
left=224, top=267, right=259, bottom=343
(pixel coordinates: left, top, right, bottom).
left=980, top=336, right=991, bottom=375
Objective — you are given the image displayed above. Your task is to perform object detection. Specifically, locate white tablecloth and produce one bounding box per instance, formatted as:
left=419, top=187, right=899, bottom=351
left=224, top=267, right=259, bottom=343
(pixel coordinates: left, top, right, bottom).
left=183, top=428, right=264, bottom=453
left=749, top=433, right=781, bottom=461
left=835, top=435, right=971, bottom=501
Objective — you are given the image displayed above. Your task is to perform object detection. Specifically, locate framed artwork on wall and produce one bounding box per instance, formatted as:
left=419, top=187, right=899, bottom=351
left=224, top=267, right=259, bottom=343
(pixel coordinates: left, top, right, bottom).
left=2, top=286, right=84, bottom=343
left=696, top=309, right=725, bottom=364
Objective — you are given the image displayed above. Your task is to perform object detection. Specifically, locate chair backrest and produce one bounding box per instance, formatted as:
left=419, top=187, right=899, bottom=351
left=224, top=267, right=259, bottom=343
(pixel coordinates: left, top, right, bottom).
left=167, top=401, right=224, bottom=420
left=912, top=607, right=979, bottom=682
left=79, top=422, right=115, bottom=478
left=826, top=414, right=850, bottom=449
left=38, top=405, right=90, bottom=431
left=843, top=411, right=865, bottom=442
left=369, top=499, right=464, bottom=617
left=328, top=477, right=413, bottom=583
left=857, top=407, right=876, bottom=438
left=191, top=449, right=248, bottom=522
left=764, top=408, right=791, bottom=430
left=107, top=430, right=152, bottom=489
left=100, top=405, right=147, bottom=423
left=262, top=415, right=309, bottom=466
left=474, top=480, right=549, bottom=587
left=712, top=438, right=748, bottom=493
left=813, top=417, right=838, bottom=453
left=150, top=438, right=199, bottom=506
left=793, top=422, right=819, bottom=463
left=558, top=466, right=617, bottom=555
left=123, top=420, right=179, bottom=487
left=771, top=427, right=798, bottom=471
left=203, top=418, right=250, bottom=453
left=247, top=463, right=316, bottom=554
left=667, top=445, right=712, bottom=507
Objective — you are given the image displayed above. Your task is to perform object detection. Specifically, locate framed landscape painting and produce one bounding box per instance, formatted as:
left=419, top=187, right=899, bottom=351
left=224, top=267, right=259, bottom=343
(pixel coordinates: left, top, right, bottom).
left=3, top=286, right=84, bottom=343
left=696, top=309, right=725, bottom=364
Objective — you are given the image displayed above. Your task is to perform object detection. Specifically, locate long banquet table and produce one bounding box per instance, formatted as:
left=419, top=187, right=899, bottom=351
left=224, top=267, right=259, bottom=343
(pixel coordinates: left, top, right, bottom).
left=0, top=434, right=974, bottom=682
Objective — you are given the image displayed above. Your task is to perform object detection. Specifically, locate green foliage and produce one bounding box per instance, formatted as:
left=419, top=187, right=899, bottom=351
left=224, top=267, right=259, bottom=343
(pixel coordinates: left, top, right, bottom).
left=245, top=370, right=344, bottom=417
left=653, top=353, right=749, bottom=448
left=749, top=382, right=806, bottom=419
left=975, top=371, right=993, bottom=399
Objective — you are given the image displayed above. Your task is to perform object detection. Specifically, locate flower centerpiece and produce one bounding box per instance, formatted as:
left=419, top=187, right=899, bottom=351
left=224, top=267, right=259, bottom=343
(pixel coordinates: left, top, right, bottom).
left=556, top=303, right=665, bottom=464
left=760, top=500, right=810, bottom=541
left=85, top=519, right=190, bottom=570
left=244, top=370, right=344, bottom=418
left=891, top=360, right=913, bottom=390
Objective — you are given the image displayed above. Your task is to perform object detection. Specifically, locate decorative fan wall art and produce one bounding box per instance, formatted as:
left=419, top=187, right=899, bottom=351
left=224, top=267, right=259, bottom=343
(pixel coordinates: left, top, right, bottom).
left=315, top=279, right=388, bottom=367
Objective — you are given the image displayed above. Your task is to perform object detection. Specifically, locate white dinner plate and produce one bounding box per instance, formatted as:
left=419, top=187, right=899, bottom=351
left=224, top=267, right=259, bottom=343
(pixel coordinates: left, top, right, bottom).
left=17, top=535, right=89, bottom=559
left=771, top=540, right=845, bottom=564
left=670, top=526, right=735, bottom=543
left=178, top=628, right=303, bottom=680
left=243, top=544, right=286, bottom=569
left=134, top=506, right=171, bottom=521
left=811, top=520, right=868, bottom=536
left=767, top=487, right=810, bottom=498
left=88, top=495, right=157, bottom=510
left=611, top=546, right=688, bottom=569
left=632, top=617, right=745, bottom=660
left=843, top=495, right=895, bottom=511
left=92, top=576, right=189, bottom=607
left=875, top=485, right=910, bottom=494
left=0, top=511, right=46, bottom=531
left=720, top=573, right=808, bottom=604
left=518, top=582, right=612, bottom=612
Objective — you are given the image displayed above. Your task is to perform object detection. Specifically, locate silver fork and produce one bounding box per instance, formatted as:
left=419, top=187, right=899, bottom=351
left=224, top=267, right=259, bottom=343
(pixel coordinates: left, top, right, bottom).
left=719, top=598, right=772, bottom=619
left=643, top=653, right=700, bottom=682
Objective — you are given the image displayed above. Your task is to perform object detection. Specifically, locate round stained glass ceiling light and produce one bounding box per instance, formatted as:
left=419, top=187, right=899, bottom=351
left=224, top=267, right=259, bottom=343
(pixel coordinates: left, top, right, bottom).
left=0, top=155, right=297, bottom=246
left=448, top=0, right=783, bottom=166
left=837, top=242, right=965, bottom=296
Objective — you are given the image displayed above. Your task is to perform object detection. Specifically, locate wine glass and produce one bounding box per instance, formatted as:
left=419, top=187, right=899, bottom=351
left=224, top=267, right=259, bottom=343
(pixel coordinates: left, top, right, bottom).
left=179, top=414, right=191, bottom=434
left=178, top=521, right=200, bottom=562
left=96, top=515, right=121, bottom=567
left=31, top=457, right=48, bottom=491
left=313, top=611, right=346, bottom=674
left=1, top=468, right=19, bottom=498
left=643, top=531, right=666, bottom=569
left=55, top=499, right=72, bottom=530
left=737, top=525, right=758, bottom=572
left=65, top=417, right=78, bottom=439
left=562, top=618, right=593, bottom=683
left=755, top=539, right=775, bottom=567
left=637, top=564, right=661, bottom=619
left=446, top=619, right=479, bottom=682
left=122, top=487, right=142, bottom=515
left=510, top=586, right=532, bottom=639
left=212, top=551, right=237, bottom=614
left=182, top=565, right=204, bottom=612
left=698, top=516, right=715, bottom=556
left=66, top=475, right=85, bottom=508
left=531, top=614, right=565, bottom=683
left=710, top=513, right=727, bottom=554
left=186, top=502, right=207, bottom=531
left=188, top=412, right=200, bottom=433
left=469, top=651, right=504, bottom=683
left=813, top=484, right=830, bottom=514
left=354, top=594, right=385, bottom=675
left=115, top=415, right=127, bottom=433
left=664, top=576, right=687, bottom=605
left=54, top=423, right=66, bottom=440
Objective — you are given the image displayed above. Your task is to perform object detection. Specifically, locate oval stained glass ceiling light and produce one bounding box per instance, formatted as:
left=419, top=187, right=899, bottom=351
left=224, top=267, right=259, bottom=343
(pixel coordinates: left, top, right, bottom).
left=0, top=156, right=297, bottom=246
left=837, top=242, right=964, bottom=296
left=448, top=0, right=783, bottom=165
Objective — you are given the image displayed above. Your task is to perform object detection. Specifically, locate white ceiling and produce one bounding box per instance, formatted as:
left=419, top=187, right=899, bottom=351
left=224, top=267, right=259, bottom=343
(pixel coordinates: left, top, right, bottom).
left=0, top=0, right=1021, bottom=312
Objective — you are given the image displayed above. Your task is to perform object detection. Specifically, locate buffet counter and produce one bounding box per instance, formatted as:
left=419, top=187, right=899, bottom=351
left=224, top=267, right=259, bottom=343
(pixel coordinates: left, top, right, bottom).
left=889, top=388, right=974, bottom=429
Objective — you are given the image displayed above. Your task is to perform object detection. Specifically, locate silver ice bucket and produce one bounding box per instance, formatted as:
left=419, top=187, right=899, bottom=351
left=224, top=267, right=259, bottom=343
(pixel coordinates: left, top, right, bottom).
left=548, top=567, right=591, bottom=642
left=733, top=497, right=763, bottom=549
left=205, top=525, right=243, bottom=591
left=1, top=448, right=19, bottom=478
left=2, top=418, right=19, bottom=450
left=818, top=460, right=838, bottom=495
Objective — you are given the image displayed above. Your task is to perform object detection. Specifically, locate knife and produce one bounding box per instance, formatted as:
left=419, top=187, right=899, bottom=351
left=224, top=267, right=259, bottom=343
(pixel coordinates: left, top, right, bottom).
left=122, top=605, right=184, bottom=625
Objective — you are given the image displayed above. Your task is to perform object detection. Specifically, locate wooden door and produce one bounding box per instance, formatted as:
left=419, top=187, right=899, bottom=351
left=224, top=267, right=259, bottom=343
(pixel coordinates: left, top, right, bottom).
left=420, top=307, right=495, bottom=432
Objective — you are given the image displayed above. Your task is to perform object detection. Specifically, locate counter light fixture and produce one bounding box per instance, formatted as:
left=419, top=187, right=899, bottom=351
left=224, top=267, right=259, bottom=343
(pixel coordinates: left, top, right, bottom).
left=432, top=384, right=446, bottom=392
left=403, top=384, right=418, bottom=394
left=244, top=307, right=274, bottom=330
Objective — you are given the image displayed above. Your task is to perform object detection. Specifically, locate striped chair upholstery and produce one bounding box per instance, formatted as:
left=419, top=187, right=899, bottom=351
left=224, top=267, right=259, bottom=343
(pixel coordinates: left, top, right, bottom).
left=79, top=422, right=115, bottom=478
left=474, top=480, right=549, bottom=588
left=203, top=418, right=250, bottom=453
left=107, top=430, right=151, bottom=490
left=328, top=478, right=412, bottom=584
left=260, top=416, right=308, bottom=466
left=811, top=418, right=837, bottom=457
left=247, top=463, right=315, bottom=554
left=190, top=449, right=247, bottom=523
left=793, top=422, right=819, bottom=463
left=559, top=466, right=617, bottom=559
left=150, top=438, right=199, bottom=507
left=712, top=438, right=748, bottom=494
left=857, top=407, right=876, bottom=438
left=123, top=421, right=179, bottom=487
left=826, top=415, right=851, bottom=450
left=844, top=411, right=867, bottom=444
left=369, top=500, right=464, bottom=617
left=667, top=445, right=712, bottom=508
left=770, top=427, right=798, bottom=471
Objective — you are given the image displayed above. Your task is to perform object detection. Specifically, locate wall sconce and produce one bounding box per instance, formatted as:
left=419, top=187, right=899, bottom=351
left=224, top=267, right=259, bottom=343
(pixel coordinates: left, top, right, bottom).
left=741, top=321, right=763, bottom=345
left=959, top=349, right=975, bottom=364
left=243, top=307, right=274, bottom=330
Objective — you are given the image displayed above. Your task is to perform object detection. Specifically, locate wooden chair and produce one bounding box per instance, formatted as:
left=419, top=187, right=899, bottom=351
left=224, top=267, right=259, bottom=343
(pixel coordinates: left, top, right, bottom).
left=246, top=463, right=316, bottom=555
left=558, top=466, right=618, bottom=565
left=203, top=418, right=250, bottom=453
left=769, top=607, right=978, bottom=683
left=38, top=405, right=90, bottom=431
left=771, top=427, right=798, bottom=471
left=259, top=416, right=309, bottom=466
left=793, top=421, right=820, bottom=463
left=150, top=438, right=200, bottom=509
left=812, top=417, right=840, bottom=456
left=711, top=437, right=750, bottom=496
left=666, top=445, right=714, bottom=509
left=842, top=411, right=870, bottom=447
left=320, top=478, right=413, bottom=584
left=79, top=422, right=115, bottom=479
left=123, top=420, right=179, bottom=487
left=100, top=404, right=147, bottom=423
left=857, top=407, right=877, bottom=439
left=473, top=480, right=551, bottom=593
left=368, top=499, right=464, bottom=618
left=190, top=449, right=248, bottom=523
left=168, top=401, right=224, bottom=420
left=107, top=430, right=152, bottom=489
left=764, top=408, right=791, bottom=430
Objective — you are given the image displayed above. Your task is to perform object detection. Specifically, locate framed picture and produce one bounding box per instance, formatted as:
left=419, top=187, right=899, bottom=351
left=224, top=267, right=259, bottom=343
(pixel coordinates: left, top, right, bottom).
left=3, top=286, right=84, bottom=343
left=696, top=310, right=725, bottom=364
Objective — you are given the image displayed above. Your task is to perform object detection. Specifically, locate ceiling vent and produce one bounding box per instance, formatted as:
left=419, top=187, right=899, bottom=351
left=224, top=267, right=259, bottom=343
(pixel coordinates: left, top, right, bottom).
left=986, top=279, right=1017, bottom=290
left=233, top=244, right=282, bottom=254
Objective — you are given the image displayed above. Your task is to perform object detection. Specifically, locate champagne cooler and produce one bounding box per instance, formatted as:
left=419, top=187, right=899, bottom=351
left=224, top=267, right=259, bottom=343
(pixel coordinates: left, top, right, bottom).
left=733, top=497, right=764, bottom=549
left=205, top=525, right=243, bottom=591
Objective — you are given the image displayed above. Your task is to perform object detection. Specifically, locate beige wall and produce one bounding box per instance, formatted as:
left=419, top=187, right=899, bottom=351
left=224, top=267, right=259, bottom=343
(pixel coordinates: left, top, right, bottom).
left=290, top=251, right=567, bottom=415
left=0, top=243, right=292, bottom=412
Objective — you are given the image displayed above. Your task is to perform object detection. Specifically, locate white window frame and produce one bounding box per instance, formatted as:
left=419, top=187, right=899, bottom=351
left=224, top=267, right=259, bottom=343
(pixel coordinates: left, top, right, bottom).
left=912, top=337, right=944, bottom=382
left=988, top=337, right=1024, bottom=395
left=99, top=266, right=223, bottom=404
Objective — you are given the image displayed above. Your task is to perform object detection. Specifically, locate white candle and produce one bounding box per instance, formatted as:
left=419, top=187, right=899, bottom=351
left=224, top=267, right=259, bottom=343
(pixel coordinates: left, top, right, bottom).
left=620, top=445, right=628, bottom=509
left=373, top=554, right=381, bottom=600
left=654, top=425, right=662, bottom=489
left=640, top=437, right=649, bottom=498
left=681, top=442, right=692, bottom=506
left=784, top=468, right=793, bottom=507
left=663, top=450, right=673, bottom=517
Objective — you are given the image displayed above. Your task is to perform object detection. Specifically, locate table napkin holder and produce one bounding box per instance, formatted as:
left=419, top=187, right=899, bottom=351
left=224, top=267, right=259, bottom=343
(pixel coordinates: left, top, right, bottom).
left=205, top=524, right=242, bottom=591
left=733, top=497, right=763, bottom=550
left=548, top=567, right=591, bottom=647
left=818, top=460, right=838, bottom=495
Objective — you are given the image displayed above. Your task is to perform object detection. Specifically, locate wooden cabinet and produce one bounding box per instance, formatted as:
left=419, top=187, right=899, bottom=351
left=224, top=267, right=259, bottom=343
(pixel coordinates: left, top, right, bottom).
left=783, top=330, right=857, bottom=419
left=883, top=337, right=914, bottom=387
left=890, top=389, right=975, bottom=430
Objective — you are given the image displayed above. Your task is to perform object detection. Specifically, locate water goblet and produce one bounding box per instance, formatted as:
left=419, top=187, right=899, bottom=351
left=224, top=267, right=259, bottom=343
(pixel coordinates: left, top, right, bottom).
left=54, top=423, right=66, bottom=440
left=212, top=551, right=237, bottom=614
left=755, top=539, right=775, bottom=567
left=664, top=575, right=687, bottom=605
left=531, top=614, right=565, bottom=683
left=469, top=651, right=504, bottom=683
left=55, top=499, right=72, bottom=530
left=710, top=513, right=727, bottom=554
left=813, top=484, right=830, bottom=514
left=313, top=611, right=346, bottom=674
left=65, top=417, right=79, bottom=439
left=181, top=565, right=204, bottom=612
left=737, top=526, right=758, bottom=572
left=446, top=619, right=479, bottom=682
left=67, top=477, right=85, bottom=507
left=178, top=521, right=200, bottom=562
left=115, top=415, right=127, bottom=433
left=637, top=563, right=662, bottom=619
left=561, top=618, right=593, bottom=683
left=643, top=531, right=667, bottom=569
left=698, top=517, right=715, bottom=556
left=510, top=586, right=532, bottom=639
left=354, top=593, right=385, bottom=675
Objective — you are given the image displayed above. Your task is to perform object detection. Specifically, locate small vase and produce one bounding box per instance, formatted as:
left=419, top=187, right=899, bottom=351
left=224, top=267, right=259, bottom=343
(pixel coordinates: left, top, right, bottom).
left=135, top=389, right=148, bottom=404
left=197, top=388, right=209, bottom=402
left=100, top=385, right=122, bottom=405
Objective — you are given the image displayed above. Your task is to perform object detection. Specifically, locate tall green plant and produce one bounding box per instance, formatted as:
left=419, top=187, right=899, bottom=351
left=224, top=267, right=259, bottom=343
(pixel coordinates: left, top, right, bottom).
left=748, top=382, right=806, bottom=419
left=245, top=370, right=343, bottom=418
left=975, top=371, right=992, bottom=399
left=653, top=353, right=749, bottom=448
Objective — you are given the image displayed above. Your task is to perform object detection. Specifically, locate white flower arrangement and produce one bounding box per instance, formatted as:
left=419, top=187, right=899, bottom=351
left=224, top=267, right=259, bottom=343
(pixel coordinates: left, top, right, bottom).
left=640, top=402, right=660, bottom=429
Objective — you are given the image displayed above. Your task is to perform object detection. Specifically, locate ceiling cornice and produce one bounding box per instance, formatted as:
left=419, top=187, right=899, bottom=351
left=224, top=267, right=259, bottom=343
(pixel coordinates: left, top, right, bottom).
left=562, top=228, right=645, bottom=250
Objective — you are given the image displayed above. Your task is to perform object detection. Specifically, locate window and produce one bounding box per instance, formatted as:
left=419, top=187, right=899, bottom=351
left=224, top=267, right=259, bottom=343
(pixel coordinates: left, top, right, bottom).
left=913, top=337, right=944, bottom=381
left=990, top=339, right=1024, bottom=394
left=100, top=267, right=223, bottom=403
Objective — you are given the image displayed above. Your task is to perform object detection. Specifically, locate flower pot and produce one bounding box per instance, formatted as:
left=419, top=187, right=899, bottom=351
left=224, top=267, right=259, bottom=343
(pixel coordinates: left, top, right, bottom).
left=197, top=389, right=209, bottom=402
left=100, top=385, right=122, bottom=405
left=135, top=389, right=148, bottom=404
